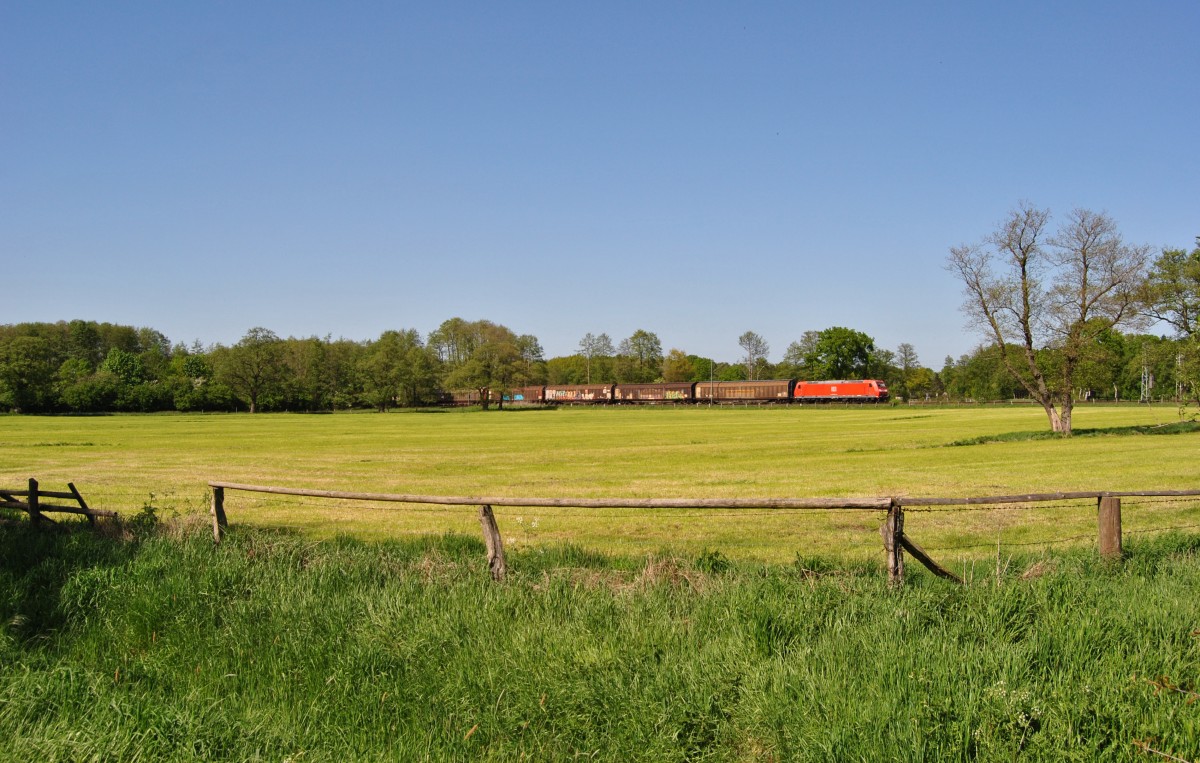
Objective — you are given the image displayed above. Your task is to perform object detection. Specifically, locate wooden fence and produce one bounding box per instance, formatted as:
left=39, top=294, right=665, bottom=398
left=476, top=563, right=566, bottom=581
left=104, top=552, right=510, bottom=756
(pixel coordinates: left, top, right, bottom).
left=1, top=478, right=116, bottom=526
left=208, top=481, right=1200, bottom=585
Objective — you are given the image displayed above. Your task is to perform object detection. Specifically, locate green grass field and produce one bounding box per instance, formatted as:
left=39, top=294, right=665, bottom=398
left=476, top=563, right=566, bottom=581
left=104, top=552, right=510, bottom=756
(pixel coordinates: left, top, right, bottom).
left=4, top=405, right=1200, bottom=760
left=2, top=403, right=1199, bottom=563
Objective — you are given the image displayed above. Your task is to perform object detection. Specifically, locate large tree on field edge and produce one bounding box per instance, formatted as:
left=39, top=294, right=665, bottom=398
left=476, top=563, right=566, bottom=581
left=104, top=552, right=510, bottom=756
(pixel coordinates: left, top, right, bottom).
left=946, top=203, right=1150, bottom=436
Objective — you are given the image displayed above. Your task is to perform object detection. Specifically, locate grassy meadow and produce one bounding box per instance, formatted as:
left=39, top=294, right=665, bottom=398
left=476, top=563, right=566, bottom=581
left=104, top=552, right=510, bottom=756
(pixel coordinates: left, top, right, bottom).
left=1, top=403, right=1198, bottom=563
left=3, top=404, right=1200, bottom=760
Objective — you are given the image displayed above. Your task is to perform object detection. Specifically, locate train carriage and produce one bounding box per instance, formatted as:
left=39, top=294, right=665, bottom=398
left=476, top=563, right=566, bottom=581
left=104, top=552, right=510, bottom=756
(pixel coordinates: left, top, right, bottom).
left=439, top=389, right=493, bottom=406
left=543, top=384, right=615, bottom=403
left=612, top=382, right=695, bottom=403
left=694, top=380, right=795, bottom=402
left=504, top=386, right=546, bottom=403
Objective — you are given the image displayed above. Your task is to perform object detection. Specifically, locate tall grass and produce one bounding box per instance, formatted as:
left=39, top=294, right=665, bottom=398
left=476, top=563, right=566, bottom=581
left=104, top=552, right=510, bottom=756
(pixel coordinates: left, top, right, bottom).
left=2, top=520, right=1198, bottom=761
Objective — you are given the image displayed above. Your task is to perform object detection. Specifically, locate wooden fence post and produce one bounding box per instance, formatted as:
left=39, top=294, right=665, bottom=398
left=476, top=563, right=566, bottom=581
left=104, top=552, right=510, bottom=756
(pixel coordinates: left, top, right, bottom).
left=28, top=477, right=43, bottom=527
left=478, top=504, right=506, bottom=581
left=211, top=486, right=227, bottom=544
left=1098, top=495, right=1122, bottom=560
left=881, top=499, right=904, bottom=586
left=67, top=483, right=94, bottom=526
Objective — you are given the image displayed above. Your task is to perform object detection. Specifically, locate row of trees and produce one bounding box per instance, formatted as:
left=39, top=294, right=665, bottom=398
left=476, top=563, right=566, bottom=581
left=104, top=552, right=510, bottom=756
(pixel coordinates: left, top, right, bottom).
left=2, top=313, right=1188, bottom=417
left=0, top=318, right=907, bottom=413
left=1, top=215, right=1195, bottom=421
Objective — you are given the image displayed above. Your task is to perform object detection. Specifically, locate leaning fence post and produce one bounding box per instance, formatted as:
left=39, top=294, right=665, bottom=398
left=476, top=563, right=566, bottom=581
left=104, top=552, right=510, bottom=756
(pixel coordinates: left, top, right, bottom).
left=478, top=504, right=506, bottom=581
left=1098, top=495, right=1122, bottom=560
left=67, top=483, right=94, bottom=526
left=211, top=486, right=227, bottom=544
left=881, top=499, right=904, bottom=586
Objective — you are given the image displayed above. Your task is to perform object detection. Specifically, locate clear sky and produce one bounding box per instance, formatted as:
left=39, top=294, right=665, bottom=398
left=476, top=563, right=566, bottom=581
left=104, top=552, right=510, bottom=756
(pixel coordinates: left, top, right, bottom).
left=4, top=2, right=1197, bottom=367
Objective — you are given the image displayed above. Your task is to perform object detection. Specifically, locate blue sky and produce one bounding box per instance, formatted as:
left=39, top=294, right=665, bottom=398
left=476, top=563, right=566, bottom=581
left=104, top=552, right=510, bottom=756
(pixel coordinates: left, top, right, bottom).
left=4, top=2, right=1197, bottom=367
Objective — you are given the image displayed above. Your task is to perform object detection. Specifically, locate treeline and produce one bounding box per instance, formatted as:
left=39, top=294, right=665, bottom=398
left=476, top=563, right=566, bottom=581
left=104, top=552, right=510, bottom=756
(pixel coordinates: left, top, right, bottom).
left=0, top=316, right=1192, bottom=414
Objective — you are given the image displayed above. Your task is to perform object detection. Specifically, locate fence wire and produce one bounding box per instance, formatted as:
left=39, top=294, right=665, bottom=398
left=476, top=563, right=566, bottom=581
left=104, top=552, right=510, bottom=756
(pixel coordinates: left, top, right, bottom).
left=201, top=487, right=1200, bottom=566
left=912, top=496, right=1200, bottom=553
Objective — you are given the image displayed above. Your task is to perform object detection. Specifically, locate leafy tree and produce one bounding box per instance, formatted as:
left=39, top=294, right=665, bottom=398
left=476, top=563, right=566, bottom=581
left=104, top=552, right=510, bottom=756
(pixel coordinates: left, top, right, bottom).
left=359, top=330, right=434, bottom=411
left=947, top=203, right=1151, bottom=434
left=738, top=331, right=769, bottom=380
left=67, top=319, right=103, bottom=369
left=323, top=338, right=368, bottom=410
left=778, top=331, right=821, bottom=379
left=1141, top=238, right=1200, bottom=338
left=442, top=321, right=542, bottom=409
left=100, top=347, right=145, bottom=386
left=662, top=349, right=693, bottom=382
left=687, top=355, right=716, bottom=383
left=169, top=348, right=229, bottom=412
left=429, top=317, right=481, bottom=367
left=546, top=355, right=587, bottom=384
left=616, top=330, right=663, bottom=383
left=808, top=327, right=876, bottom=379
left=0, top=336, right=57, bottom=412
left=942, top=346, right=1023, bottom=402
left=280, top=337, right=333, bottom=411
left=214, top=327, right=286, bottom=413
left=1140, top=238, right=1200, bottom=404
left=906, top=367, right=938, bottom=400
left=58, top=369, right=119, bottom=412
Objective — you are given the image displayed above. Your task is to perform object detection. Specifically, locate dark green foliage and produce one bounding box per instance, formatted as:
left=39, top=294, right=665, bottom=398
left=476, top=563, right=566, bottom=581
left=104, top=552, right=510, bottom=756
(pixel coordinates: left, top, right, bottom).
left=946, top=420, right=1200, bottom=446
left=694, top=548, right=732, bottom=574
left=2, top=525, right=1199, bottom=760
left=808, top=326, right=876, bottom=380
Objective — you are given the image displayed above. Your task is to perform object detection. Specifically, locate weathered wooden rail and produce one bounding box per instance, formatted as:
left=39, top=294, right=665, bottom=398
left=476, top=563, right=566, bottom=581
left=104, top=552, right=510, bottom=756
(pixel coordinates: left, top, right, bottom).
left=1, top=478, right=117, bottom=526
left=207, top=481, right=1200, bottom=585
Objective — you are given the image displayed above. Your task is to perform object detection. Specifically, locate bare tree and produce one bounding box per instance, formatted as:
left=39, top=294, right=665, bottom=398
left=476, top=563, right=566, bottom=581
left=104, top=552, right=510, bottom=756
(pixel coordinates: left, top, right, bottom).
left=947, top=203, right=1150, bottom=435
left=578, top=332, right=614, bottom=384
left=738, top=331, right=769, bottom=380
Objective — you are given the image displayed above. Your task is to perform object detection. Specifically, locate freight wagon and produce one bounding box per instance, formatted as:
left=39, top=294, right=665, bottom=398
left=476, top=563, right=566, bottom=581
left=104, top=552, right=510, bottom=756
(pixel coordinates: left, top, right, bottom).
left=694, top=380, right=795, bottom=402
left=503, top=386, right=547, bottom=403
left=543, top=384, right=615, bottom=403
left=612, top=382, right=695, bottom=403
left=439, top=389, right=493, bottom=406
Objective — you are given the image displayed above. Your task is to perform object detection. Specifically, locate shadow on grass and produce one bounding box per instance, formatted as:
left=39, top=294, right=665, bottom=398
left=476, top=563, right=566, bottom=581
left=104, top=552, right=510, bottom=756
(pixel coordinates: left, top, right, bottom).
left=944, top=420, right=1200, bottom=447
left=0, top=519, right=136, bottom=644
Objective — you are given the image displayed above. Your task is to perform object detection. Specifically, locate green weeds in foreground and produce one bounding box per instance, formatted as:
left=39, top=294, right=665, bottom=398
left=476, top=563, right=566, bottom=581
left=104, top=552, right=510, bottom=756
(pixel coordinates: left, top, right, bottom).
left=1, top=522, right=1198, bottom=761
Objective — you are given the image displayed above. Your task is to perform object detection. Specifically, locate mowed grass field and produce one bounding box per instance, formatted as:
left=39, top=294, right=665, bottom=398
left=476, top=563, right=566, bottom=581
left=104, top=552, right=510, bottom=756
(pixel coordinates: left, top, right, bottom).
left=2, top=403, right=1198, bottom=564
left=4, top=405, right=1200, bottom=760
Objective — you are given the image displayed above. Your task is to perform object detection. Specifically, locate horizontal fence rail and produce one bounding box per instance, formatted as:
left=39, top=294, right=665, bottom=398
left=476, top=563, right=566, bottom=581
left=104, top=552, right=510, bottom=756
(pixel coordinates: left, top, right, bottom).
left=206, top=481, right=894, bottom=510
left=897, top=490, right=1200, bottom=506
left=1, top=479, right=117, bottom=526
left=207, top=481, right=1200, bottom=584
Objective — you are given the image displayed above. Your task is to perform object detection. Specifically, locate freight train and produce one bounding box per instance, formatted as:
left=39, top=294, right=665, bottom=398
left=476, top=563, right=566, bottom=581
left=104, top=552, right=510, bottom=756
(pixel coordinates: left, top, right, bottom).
left=441, top=379, right=888, bottom=405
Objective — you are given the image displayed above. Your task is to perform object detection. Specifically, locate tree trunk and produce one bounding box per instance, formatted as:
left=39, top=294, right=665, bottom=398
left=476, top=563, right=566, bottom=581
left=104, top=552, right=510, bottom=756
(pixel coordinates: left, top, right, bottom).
left=1043, top=401, right=1062, bottom=432
left=1058, top=397, right=1074, bottom=436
